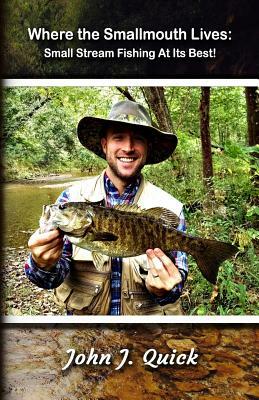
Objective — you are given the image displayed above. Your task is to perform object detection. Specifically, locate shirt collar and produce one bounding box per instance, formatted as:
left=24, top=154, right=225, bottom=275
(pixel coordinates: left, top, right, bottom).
left=104, top=171, right=141, bottom=200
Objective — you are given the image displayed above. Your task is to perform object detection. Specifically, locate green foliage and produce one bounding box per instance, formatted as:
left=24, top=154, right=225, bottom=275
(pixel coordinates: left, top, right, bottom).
left=164, top=86, right=247, bottom=147
left=210, top=87, right=247, bottom=146
left=3, top=87, right=115, bottom=179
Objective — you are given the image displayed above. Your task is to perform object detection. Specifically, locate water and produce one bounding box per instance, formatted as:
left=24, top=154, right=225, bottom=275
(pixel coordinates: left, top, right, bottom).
left=3, top=176, right=86, bottom=248
left=3, top=325, right=257, bottom=399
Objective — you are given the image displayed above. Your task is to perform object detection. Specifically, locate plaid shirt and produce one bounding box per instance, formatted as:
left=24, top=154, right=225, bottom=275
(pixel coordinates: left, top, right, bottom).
left=25, top=173, right=188, bottom=315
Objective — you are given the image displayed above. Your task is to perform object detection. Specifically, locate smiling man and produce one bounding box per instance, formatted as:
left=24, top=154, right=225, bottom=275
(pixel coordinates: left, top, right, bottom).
left=25, top=100, right=188, bottom=315
left=101, top=127, right=148, bottom=192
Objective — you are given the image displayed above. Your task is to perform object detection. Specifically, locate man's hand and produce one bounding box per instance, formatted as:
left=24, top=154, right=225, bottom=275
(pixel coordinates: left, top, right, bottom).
left=145, top=248, right=182, bottom=297
left=28, top=229, right=64, bottom=270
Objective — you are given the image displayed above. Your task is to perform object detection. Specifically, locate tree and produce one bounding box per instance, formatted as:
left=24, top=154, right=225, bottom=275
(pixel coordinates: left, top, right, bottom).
left=245, top=87, right=259, bottom=210
left=141, top=87, right=174, bottom=132
left=245, top=87, right=259, bottom=147
left=199, top=87, right=213, bottom=190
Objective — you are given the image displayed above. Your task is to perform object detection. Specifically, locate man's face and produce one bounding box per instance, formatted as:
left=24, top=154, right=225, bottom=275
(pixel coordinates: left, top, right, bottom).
left=101, top=126, right=149, bottom=182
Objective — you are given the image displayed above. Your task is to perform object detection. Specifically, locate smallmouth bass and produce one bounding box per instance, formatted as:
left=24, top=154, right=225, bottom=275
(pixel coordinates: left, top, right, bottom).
left=40, top=201, right=238, bottom=284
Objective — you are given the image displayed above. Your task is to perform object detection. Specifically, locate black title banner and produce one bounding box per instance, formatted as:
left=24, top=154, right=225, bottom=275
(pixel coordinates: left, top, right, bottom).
left=3, top=0, right=259, bottom=78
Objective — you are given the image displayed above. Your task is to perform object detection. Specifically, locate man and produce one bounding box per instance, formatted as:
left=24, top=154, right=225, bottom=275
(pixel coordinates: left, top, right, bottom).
left=25, top=100, right=188, bottom=315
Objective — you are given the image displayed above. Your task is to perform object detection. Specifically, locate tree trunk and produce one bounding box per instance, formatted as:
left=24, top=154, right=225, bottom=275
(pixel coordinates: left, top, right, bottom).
left=245, top=87, right=259, bottom=146
left=199, top=87, right=213, bottom=190
left=141, top=87, right=174, bottom=132
left=245, top=87, right=259, bottom=208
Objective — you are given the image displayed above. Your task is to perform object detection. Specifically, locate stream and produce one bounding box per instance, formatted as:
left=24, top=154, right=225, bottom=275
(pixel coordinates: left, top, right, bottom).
left=3, top=174, right=86, bottom=249
left=3, top=324, right=259, bottom=399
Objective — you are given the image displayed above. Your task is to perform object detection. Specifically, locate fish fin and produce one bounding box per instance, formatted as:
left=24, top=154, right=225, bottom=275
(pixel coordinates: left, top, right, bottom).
left=92, top=252, right=108, bottom=270
left=192, top=240, right=238, bottom=283
left=144, top=207, right=180, bottom=228
left=113, top=204, right=180, bottom=227
left=113, top=204, right=142, bottom=213
left=92, top=231, right=118, bottom=242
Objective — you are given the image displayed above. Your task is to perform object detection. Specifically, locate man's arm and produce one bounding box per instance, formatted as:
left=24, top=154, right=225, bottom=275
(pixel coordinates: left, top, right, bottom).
left=24, top=189, right=72, bottom=289
left=24, top=236, right=72, bottom=289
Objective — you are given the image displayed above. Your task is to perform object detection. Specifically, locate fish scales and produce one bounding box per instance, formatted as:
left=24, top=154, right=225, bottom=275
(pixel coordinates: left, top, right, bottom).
left=40, top=201, right=238, bottom=283
left=123, top=217, right=132, bottom=253
left=126, top=213, right=151, bottom=252
left=94, top=208, right=157, bottom=255
left=150, top=218, right=163, bottom=249
left=94, top=207, right=137, bottom=254
left=122, top=211, right=142, bottom=253
left=138, top=215, right=147, bottom=250
left=107, top=210, right=114, bottom=234
left=94, top=207, right=101, bottom=232
left=161, top=223, right=167, bottom=249
left=158, top=221, right=167, bottom=249
left=130, top=213, right=138, bottom=249
left=156, top=222, right=173, bottom=252
left=120, top=210, right=129, bottom=249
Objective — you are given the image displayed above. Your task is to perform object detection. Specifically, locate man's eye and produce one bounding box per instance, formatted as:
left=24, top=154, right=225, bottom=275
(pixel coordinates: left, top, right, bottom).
left=113, top=135, right=123, bottom=140
left=135, top=135, right=146, bottom=143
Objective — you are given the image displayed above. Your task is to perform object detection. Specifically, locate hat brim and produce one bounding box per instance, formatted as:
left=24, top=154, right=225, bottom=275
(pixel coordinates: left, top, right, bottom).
left=77, top=116, right=178, bottom=165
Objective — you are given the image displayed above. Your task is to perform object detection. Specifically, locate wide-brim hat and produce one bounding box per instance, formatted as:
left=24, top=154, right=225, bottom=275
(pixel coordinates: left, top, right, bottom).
left=77, top=100, right=178, bottom=164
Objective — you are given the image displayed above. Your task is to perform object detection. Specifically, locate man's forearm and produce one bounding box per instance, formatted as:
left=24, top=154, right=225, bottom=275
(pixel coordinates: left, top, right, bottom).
left=24, top=238, right=72, bottom=289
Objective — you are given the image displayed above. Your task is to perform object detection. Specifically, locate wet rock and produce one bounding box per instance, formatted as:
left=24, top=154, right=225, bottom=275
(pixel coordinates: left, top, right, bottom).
left=209, top=361, right=246, bottom=380
left=2, top=325, right=258, bottom=400
left=174, top=381, right=207, bottom=392
left=166, top=338, right=197, bottom=352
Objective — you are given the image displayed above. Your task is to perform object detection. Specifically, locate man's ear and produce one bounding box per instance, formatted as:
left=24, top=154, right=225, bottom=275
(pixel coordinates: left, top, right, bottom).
left=101, top=137, right=107, bottom=154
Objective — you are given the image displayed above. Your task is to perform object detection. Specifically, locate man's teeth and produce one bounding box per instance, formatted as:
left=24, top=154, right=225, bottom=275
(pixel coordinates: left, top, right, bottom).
left=119, top=157, right=135, bottom=162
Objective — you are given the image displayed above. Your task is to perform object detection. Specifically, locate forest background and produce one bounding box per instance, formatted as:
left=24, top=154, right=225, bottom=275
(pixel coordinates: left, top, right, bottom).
left=2, top=85, right=259, bottom=315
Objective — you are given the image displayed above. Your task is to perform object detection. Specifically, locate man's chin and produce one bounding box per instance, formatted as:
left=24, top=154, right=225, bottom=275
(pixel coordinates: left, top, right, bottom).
left=116, top=167, right=141, bottom=181
left=108, top=160, right=144, bottom=182
left=119, top=171, right=138, bottom=181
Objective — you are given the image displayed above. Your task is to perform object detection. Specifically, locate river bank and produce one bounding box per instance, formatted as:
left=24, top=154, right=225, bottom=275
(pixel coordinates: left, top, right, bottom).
left=2, top=246, right=64, bottom=316
left=2, top=171, right=88, bottom=184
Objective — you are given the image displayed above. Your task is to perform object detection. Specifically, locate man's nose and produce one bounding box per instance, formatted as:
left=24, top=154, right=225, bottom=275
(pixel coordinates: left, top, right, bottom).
left=122, top=137, right=135, bottom=152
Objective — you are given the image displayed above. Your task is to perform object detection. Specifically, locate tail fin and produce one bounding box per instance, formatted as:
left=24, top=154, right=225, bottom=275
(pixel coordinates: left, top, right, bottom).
left=191, top=239, right=238, bottom=284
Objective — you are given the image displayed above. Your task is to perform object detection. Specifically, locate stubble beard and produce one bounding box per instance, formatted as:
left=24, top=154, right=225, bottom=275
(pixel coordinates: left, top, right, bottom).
left=107, top=155, right=145, bottom=183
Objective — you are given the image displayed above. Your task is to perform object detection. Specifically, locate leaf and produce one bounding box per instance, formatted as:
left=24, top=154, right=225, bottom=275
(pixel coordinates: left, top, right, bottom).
left=246, top=206, right=259, bottom=218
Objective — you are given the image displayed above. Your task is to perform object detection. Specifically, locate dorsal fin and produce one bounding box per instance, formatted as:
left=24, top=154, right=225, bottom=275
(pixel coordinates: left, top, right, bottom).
left=113, top=204, right=179, bottom=228
left=113, top=204, right=142, bottom=213
left=143, top=207, right=180, bottom=228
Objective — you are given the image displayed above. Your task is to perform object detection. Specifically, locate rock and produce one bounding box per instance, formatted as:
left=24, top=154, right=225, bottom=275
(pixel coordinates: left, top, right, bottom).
left=174, top=381, right=206, bottom=392
left=209, top=361, right=246, bottom=379
left=2, top=326, right=259, bottom=399
left=166, top=338, right=197, bottom=352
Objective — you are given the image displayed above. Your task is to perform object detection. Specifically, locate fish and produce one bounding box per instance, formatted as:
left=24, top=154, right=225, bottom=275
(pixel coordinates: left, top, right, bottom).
left=39, top=201, right=238, bottom=284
